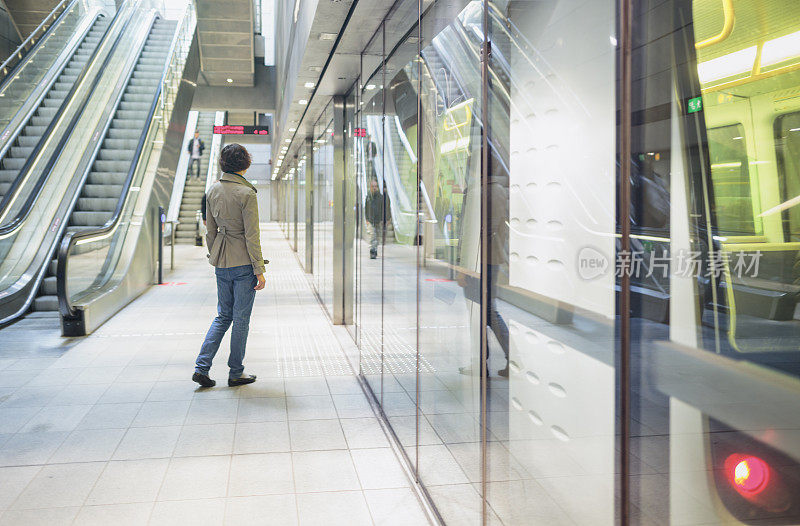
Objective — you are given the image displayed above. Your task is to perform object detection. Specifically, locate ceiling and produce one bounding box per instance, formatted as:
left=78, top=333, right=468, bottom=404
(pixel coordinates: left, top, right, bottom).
left=194, top=0, right=255, bottom=86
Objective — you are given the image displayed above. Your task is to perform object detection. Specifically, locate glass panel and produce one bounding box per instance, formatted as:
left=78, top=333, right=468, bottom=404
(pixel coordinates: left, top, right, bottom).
left=415, top=0, right=485, bottom=522
left=312, top=102, right=335, bottom=316
left=379, top=19, right=422, bottom=473
left=486, top=0, right=617, bottom=524
left=297, top=159, right=306, bottom=265
left=630, top=0, right=800, bottom=522
left=358, top=25, right=386, bottom=405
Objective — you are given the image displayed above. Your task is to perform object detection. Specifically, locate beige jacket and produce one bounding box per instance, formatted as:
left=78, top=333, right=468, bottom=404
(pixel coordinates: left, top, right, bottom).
left=205, top=173, right=266, bottom=275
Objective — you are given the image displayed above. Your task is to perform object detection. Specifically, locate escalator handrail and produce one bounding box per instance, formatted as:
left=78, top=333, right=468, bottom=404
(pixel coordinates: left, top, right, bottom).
left=0, top=6, right=132, bottom=237
left=58, top=14, right=181, bottom=319
left=0, top=0, right=75, bottom=89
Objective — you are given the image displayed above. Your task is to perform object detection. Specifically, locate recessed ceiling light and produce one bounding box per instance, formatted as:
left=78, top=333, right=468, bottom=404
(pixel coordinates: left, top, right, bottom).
left=304, top=82, right=315, bottom=88
left=285, top=139, right=291, bottom=143
left=289, top=127, right=296, bottom=132
left=309, top=66, right=322, bottom=72
left=298, top=99, right=308, bottom=105
left=365, top=84, right=376, bottom=90
left=319, top=32, right=337, bottom=41
left=226, top=78, right=233, bottom=83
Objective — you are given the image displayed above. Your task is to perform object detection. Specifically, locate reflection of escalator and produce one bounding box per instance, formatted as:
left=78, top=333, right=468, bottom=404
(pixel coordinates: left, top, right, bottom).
left=0, top=15, right=110, bottom=204
left=34, top=19, right=176, bottom=312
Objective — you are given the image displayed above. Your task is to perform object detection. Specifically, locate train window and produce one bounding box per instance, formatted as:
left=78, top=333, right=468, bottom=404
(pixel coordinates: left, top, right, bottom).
left=775, top=112, right=800, bottom=241
left=707, top=124, right=758, bottom=236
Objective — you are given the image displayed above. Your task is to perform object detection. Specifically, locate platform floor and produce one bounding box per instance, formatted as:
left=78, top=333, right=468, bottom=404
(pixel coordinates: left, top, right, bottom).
left=0, top=224, right=430, bottom=526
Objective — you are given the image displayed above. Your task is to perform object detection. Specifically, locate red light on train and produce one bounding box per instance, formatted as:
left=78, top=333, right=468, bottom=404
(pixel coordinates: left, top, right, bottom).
left=725, top=454, right=770, bottom=495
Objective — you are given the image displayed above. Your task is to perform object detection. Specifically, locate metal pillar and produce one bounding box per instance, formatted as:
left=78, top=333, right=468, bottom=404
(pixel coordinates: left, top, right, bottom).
left=304, top=137, right=314, bottom=273
left=332, top=95, right=353, bottom=325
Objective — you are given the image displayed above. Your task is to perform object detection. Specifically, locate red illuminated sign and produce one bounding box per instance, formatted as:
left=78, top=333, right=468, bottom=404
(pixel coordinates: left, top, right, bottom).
left=354, top=127, right=367, bottom=137
left=213, top=125, right=270, bottom=135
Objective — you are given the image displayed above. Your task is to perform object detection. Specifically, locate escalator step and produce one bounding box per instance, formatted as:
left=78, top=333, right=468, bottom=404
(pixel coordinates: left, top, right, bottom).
left=77, top=197, right=118, bottom=211
left=82, top=184, right=123, bottom=198
left=97, top=149, right=134, bottom=161
left=33, top=295, right=58, bottom=312
left=70, top=211, right=113, bottom=226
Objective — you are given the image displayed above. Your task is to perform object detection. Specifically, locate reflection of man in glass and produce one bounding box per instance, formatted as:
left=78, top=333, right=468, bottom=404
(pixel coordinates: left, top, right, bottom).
left=365, top=178, right=384, bottom=259
left=457, top=177, right=510, bottom=378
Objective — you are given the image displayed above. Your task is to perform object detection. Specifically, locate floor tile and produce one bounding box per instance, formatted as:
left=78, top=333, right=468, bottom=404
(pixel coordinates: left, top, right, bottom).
left=364, top=488, right=430, bottom=526
left=296, top=491, right=372, bottom=526
left=289, top=419, right=346, bottom=451
left=76, top=403, right=142, bottom=430
left=0, top=466, right=42, bottom=509
left=73, top=502, right=153, bottom=526
left=174, top=423, right=235, bottom=457
left=332, top=393, right=374, bottom=418
left=158, top=456, right=230, bottom=501
left=0, top=406, right=39, bottom=434
left=51, top=383, right=110, bottom=407
left=12, top=462, right=105, bottom=509
left=70, top=367, right=124, bottom=385
left=233, top=421, right=290, bottom=454
left=351, top=448, right=409, bottom=490
left=225, top=495, right=297, bottom=525
left=283, top=377, right=330, bottom=397
left=131, top=400, right=190, bottom=427
left=48, top=428, right=126, bottom=463
left=292, top=450, right=360, bottom=492
left=340, top=418, right=389, bottom=449
left=0, top=506, right=80, bottom=525
left=20, top=404, right=93, bottom=433
left=86, top=458, right=170, bottom=505
left=237, top=397, right=287, bottom=422
left=286, top=395, right=337, bottom=420
left=97, top=382, right=155, bottom=404
left=236, top=378, right=285, bottom=398
left=0, top=431, right=68, bottom=466
left=150, top=498, right=225, bottom=525
left=112, top=426, right=181, bottom=460
left=185, top=398, right=239, bottom=425
left=146, top=380, right=196, bottom=402
left=227, top=453, right=294, bottom=496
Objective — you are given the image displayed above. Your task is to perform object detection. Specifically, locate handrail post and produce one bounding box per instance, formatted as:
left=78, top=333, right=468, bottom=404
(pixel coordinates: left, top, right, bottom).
left=170, top=221, right=176, bottom=270
left=158, top=206, right=164, bottom=284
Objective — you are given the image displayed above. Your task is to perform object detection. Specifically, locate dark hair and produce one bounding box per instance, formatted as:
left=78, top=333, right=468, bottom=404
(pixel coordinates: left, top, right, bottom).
left=219, top=143, right=252, bottom=173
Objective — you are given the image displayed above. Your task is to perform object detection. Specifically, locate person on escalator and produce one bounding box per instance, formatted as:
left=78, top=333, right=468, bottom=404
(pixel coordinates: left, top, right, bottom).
left=365, top=178, right=385, bottom=259
left=193, top=143, right=266, bottom=388
left=187, top=131, right=205, bottom=178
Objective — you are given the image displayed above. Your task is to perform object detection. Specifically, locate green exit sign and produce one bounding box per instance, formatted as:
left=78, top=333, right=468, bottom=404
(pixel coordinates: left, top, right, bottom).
left=687, top=96, right=703, bottom=113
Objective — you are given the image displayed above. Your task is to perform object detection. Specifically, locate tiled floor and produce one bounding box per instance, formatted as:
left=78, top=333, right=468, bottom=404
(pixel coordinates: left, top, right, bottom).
left=0, top=224, right=431, bottom=526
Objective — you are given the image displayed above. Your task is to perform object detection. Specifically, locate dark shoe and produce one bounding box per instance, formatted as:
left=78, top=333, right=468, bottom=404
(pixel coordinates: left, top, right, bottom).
left=228, top=374, right=257, bottom=387
left=192, top=372, right=216, bottom=388
left=497, top=365, right=509, bottom=378
left=370, top=248, right=377, bottom=259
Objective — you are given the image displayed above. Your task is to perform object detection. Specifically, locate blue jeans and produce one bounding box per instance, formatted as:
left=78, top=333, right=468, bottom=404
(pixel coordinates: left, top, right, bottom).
left=195, top=264, right=256, bottom=379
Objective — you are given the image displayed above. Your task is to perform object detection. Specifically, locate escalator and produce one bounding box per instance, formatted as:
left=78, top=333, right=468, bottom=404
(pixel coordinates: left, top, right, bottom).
left=175, top=111, right=215, bottom=244
left=0, top=15, right=110, bottom=203
left=33, top=18, right=177, bottom=312
left=0, top=1, right=195, bottom=330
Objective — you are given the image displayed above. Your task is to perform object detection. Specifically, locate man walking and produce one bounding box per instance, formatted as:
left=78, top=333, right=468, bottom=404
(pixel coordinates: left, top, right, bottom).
left=187, top=131, right=205, bottom=178
left=365, top=178, right=384, bottom=259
